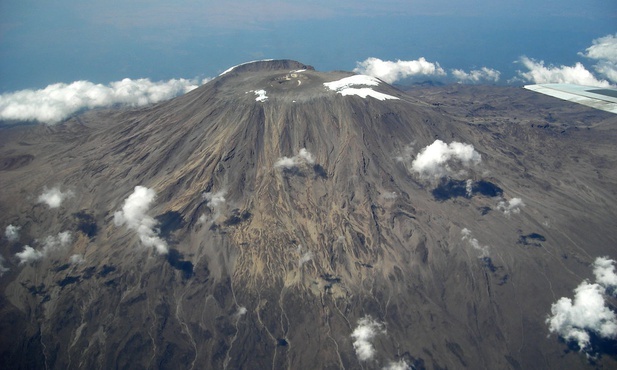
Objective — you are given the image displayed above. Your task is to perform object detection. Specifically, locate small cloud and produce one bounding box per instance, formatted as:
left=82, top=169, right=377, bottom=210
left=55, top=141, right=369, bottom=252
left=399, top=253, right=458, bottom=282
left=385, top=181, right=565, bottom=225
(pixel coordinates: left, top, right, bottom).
left=203, top=189, right=227, bottom=221
left=0, top=254, right=10, bottom=276
left=517, top=56, right=611, bottom=87
left=593, top=256, right=617, bottom=288
left=233, top=306, right=247, bottom=319
left=461, top=228, right=489, bottom=258
left=380, top=191, right=398, bottom=200
left=497, top=197, right=525, bottom=216
left=69, top=254, right=85, bottom=264
left=274, top=148, right=315, bottom=169
left=299, top=251, right=313, bottom=267
left=383, top=359, right=411, bottom=370
left=38, top=186, right=73, bottom=208
left=547, top=257, right=617, bottom=353
left=579, top=34, right=617, bottom=84
left=15, top=231, right=72, bottom=264
left=410, top=140, right=481, bottom=181
left=0, top=77, right=204, bottom=124
left=114, top=186, right=168, bottom=254
left=5, top=224, right=20, bottom=242
left=452, top=67, right=500, bottom=84
left=351, top=316, right=386, bottom=361
left=354, top=57, right=446, bottom=84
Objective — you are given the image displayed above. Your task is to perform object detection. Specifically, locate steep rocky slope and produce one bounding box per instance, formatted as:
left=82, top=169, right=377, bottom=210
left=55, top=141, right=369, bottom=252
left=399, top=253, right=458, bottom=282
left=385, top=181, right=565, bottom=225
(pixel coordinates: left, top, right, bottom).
left=1, top=60, right=616, bottom=369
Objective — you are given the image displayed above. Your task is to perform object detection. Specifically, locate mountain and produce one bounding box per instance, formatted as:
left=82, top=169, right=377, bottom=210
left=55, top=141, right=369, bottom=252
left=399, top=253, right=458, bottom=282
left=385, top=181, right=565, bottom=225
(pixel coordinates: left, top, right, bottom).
left=1, top=60, right=616, bottom=369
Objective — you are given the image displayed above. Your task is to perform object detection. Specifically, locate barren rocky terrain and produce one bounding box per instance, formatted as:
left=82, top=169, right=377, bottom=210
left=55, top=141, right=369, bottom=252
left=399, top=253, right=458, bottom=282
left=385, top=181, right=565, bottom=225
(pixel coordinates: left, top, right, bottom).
left=0, top=60, right=616, bottom=369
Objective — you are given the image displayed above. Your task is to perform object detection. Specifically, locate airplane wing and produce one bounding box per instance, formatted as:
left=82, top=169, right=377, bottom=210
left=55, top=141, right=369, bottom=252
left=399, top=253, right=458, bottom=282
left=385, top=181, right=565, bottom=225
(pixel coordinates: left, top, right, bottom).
left=524, top=83, right=617, bottom=114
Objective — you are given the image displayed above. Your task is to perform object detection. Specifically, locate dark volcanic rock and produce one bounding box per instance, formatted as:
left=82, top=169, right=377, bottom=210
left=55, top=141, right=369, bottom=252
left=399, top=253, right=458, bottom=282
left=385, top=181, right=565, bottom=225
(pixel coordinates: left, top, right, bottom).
left=1, top=60, right=617, bottom=369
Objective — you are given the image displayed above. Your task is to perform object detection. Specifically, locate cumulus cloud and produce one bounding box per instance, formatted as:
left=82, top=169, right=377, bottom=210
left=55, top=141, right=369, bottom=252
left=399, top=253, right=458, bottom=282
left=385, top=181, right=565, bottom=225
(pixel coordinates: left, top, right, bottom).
left=497, top=197, right=525, bottom=216
left=69, top=254, right=85, bottom=264
left=410, top=140, right=481, bottom=180
left=579, top=34, right=617, bottom=84
left=234, top=306, right=248, bottom=319
left=547, top=257, right=617, bottom=352
left=0, top=255, right=10, bottom=276
left=0, top=77, right=206, bottom=124
left=354, top=57, right=446, bottom=84
left=517, top=56, right=611, bottom=87
left=461, top=228, right=489, bottom=258
left=37, top=186, right=73, bottom=208
left=114, top=186, right=168, bottom=254
left=5, top=224, right=20, bottom=242
left=203, top=189, right=227, bottom=221
left=274, top=148, right=315, bottom=169
left=452, top=67, right=500, bottom=84
left=593, top=256, right=617, bottom=288
left=299, top=251, right=313, bottom=267
left=383, top=360, right=411, bottom=370
left=351, top=316, right=386, bottom=361
left=15, top=231, right=72, bottom=264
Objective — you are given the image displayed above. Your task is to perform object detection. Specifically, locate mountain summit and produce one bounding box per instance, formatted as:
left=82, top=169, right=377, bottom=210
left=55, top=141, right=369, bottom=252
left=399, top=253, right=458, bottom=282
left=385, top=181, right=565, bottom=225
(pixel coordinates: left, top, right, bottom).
left=1, top=60, right=616, bottom=369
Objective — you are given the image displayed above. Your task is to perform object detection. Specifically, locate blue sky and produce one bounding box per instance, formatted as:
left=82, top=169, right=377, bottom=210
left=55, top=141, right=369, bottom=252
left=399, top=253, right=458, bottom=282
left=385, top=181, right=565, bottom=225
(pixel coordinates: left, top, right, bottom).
left=0, top=1, right=616, bottom=122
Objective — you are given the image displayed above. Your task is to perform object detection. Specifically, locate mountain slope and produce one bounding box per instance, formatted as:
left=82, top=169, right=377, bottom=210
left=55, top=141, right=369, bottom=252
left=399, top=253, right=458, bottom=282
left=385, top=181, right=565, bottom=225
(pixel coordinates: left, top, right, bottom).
left=1, top=60, right=616, bottom=369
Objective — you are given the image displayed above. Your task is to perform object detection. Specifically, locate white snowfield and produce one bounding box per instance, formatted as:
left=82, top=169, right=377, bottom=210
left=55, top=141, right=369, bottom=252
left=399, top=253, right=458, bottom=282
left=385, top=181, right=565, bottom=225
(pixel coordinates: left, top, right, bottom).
left=254, top=90, right=268, bottom=102
left=219, top=59, right=275, bottom=76
left=324, top=75, right=399, bottom=101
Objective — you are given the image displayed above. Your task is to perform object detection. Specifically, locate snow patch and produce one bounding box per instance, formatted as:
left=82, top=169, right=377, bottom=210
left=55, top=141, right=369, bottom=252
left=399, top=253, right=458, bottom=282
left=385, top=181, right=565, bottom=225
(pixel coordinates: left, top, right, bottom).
left=219, top=59, right=275, bottom=76
left=324, top=75, right=398, bottom=101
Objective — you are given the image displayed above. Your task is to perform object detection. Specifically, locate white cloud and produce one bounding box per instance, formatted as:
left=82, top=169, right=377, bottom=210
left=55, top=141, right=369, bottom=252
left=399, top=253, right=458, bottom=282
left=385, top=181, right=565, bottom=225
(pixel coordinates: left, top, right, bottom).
left=69, top=254, right=85, bottom=264
left=354, top=57, right=446, bottom=84
left=547, top=257, right=617, bottom=352
left=15, top=231, right=72, bottom=264
left=37, top=186, right=73, bottom=208
left=410, top=140, right=481, bottom=180
left=380, top=191, right=398, bottom=200
left=497, top=197, right=525, bottom=216
left=517, top=56, right=611, bottom=87
left=203, top=189, right=227, bottom=221
left=383, top=360, right=411, bottom=370
left=299, top=251, right=313, bottom=267
left=593, top=256, right=617, bottom=288
left=114, top=186, right=168, bottom=254
left=234, top=306, right=248, bottom=319
left=5, top=224, right=20, bottom=242
left=274, top=148, right=315, bottom=169
left=461, top=228, right=489, bottom=258
left=0, top=77, right=205, bottom=124
left=0, top=255, right=10, bottom=276
left=351, top=316, right=386, bottom=361
left=579, top=34, right=617, bottom=84
left=452, top=67, right=500, bottom=83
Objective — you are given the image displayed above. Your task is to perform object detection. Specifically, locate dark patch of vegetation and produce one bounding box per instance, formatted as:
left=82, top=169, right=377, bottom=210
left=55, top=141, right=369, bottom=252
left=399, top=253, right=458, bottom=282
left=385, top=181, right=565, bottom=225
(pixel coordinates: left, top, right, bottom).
left=25, top=283, right=46, bottom=296
left=223, top=209, right=251, bottom=226
left=313, top=164, right=327, bottom=179
left=432, top=179, right=468, bottom=201
left=518, top=233, right=546, bottom=247
left=432, top=179, right=503, bottom=201
left=472, top=180, right=503, bottom=197
left=73, top=211, right=98, bottom=238
left=166, top=248, right=194, bottom=279
left=155, top=211, right=185, bottom=239
left=321, top=274, right=341, bottom=284
left=481, top=257, right=498, bottom=273
left=54, top=263, right=70, bottom=272
left=104, top=279, right=118, bottom=287
left=82, top=266, right=97, bottom=279
left=97, top=265, right=116, bottom=277
left=57, top=276, right=80, bottom=287
left=359, top=262, right=373, bottom=268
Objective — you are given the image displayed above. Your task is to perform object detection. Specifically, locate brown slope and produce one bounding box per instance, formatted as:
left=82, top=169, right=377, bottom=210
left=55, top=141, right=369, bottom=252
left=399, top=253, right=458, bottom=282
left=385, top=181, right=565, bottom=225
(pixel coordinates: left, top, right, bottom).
left=0, top=61, right=616, bottom=369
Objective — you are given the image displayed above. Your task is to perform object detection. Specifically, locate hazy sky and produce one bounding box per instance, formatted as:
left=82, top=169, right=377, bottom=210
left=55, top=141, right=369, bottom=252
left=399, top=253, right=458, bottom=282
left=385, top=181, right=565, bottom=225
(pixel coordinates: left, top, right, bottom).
left=0, top=0, right=615, bottom=92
